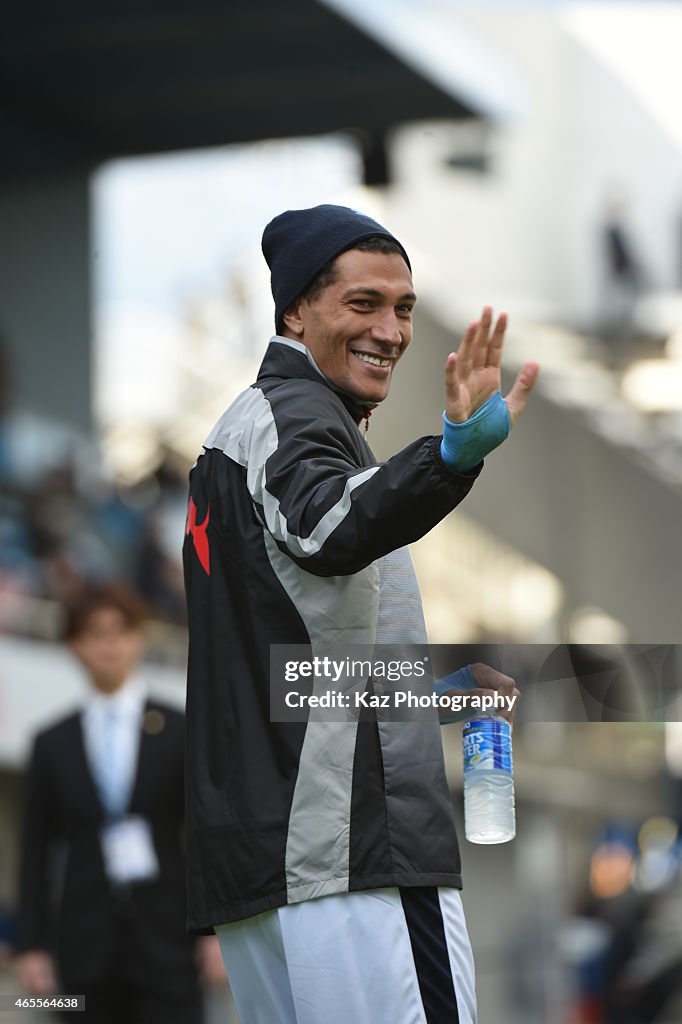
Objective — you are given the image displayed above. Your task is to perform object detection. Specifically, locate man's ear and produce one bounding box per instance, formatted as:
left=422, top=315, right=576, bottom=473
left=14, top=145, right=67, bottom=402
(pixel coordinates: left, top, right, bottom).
left=281, top=298, right=306, bottom=339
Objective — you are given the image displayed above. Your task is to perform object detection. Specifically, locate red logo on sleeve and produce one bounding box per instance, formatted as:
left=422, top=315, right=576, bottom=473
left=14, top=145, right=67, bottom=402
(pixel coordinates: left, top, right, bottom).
left=185, top=498, right=211, bottom=575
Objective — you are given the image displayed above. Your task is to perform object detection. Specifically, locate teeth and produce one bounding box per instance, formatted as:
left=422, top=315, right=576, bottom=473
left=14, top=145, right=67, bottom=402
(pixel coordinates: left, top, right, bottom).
left=354, top=353, right=391, bottom=367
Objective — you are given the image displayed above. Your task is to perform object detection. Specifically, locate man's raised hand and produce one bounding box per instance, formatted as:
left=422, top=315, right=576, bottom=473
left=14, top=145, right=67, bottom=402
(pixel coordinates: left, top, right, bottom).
left=444, top=307, right=539, bottom=425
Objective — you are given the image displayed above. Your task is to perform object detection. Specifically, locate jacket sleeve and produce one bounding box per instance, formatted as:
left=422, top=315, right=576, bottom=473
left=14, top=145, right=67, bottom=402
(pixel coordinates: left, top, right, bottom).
left=248, top=382, right=482, bottom=577
left=16, top=733, right=55, bottom=953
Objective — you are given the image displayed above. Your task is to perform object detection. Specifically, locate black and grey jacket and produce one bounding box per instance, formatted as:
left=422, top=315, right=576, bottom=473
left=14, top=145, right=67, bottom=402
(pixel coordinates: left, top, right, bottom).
left=183, top=336, right=481, bottom=931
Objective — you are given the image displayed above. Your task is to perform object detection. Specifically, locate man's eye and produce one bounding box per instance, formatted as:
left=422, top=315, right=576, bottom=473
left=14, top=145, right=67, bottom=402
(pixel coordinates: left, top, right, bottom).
left=397, top=306, right=414, bottom=315
left=352, top=299, right=373, bottom=307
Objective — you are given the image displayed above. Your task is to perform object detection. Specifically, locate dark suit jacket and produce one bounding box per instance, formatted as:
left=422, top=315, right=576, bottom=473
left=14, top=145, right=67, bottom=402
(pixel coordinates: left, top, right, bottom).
left=17, top=698, right=199, bottom=994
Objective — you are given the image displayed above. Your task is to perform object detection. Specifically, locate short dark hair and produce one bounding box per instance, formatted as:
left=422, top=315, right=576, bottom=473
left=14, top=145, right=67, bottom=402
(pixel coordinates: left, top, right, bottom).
left=62, top=583, right=148, bottom=642
left=299, top=236, right=407, bottom=305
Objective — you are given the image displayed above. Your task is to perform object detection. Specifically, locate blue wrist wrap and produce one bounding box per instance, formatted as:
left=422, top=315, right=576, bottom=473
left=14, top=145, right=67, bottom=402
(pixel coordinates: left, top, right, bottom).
left=433, top=664, right=478, bottom=724
left=440, top=390, right=510, bottom=472
left=433, top=664, right=477, bottom=698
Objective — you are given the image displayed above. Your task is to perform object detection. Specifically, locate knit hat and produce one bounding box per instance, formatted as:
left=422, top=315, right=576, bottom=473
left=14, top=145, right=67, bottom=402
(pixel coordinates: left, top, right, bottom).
left=262, top=204, right=411, bottom=333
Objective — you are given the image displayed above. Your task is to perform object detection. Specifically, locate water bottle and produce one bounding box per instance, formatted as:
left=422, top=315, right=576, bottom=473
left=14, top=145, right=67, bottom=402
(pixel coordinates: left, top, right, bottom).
left=462, top=715, right=515, bottom=844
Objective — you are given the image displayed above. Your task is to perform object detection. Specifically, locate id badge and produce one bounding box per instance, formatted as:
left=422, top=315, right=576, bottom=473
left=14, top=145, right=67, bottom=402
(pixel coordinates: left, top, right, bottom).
left=100, top=815, right=160, bottom=884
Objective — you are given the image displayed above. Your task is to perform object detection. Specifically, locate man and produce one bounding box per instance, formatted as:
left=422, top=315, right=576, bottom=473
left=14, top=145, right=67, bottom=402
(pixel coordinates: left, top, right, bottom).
left=16, top=583, right=224, bottom=1023
left=183, top=204, right=538, bottom=1023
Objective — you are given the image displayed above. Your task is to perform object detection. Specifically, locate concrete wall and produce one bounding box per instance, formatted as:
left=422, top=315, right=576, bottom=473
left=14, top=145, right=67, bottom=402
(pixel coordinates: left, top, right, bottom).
left=0, top=174, right=92, bottom=431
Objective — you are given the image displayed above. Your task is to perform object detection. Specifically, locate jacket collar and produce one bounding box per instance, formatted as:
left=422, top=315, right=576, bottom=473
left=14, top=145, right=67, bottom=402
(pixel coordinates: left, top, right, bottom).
left=256, top=336, right=375, bottom=425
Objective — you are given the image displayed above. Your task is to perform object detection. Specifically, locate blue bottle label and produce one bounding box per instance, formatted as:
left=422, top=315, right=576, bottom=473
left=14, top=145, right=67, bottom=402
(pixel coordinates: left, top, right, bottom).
left=463, top=718, right=513, bottom=775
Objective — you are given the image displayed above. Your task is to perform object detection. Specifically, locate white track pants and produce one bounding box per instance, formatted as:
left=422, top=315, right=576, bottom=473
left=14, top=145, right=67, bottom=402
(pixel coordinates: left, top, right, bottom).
left=216, top=886, right=477, bottom=1024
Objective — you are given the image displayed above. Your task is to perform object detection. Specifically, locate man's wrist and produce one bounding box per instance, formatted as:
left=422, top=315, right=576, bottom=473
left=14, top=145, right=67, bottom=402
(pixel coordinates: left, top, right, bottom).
left=434, top=665, right=477, bottom=724
left=440, top=391, right=510, bottom=472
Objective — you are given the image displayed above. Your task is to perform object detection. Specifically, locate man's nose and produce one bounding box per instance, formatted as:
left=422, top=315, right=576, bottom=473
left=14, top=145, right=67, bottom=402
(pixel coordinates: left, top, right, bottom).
left=369, top=311, right=402, bottom=346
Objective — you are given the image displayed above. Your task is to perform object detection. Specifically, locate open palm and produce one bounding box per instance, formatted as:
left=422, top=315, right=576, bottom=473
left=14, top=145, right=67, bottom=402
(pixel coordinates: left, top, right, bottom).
left=445, top=307, right=539, bottom=426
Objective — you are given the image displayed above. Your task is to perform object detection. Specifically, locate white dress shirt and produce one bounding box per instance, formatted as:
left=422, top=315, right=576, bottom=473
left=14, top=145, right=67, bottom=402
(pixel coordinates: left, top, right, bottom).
left=82, top=676, right=147, bottom=818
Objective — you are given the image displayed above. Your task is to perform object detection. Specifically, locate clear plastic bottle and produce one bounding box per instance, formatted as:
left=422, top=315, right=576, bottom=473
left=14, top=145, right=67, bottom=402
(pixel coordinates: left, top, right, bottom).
left=462, top=715, right=515, bottom=844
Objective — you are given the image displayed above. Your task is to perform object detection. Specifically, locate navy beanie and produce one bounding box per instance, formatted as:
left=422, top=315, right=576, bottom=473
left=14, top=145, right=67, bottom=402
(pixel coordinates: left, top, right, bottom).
left=261, top=204, right=411, bottom=333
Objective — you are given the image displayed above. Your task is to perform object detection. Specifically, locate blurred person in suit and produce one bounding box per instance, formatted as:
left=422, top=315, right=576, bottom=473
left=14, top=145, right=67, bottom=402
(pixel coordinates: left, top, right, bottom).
left=14, top=583, right=226, bottom=1023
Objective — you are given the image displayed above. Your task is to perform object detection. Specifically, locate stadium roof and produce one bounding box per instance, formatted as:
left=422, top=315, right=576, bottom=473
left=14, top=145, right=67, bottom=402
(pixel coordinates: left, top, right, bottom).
left=1, top=0, right=486, bottom=183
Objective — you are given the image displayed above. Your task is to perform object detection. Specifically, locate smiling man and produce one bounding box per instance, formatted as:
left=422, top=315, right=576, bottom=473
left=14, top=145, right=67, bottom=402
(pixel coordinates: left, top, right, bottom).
left=183, top=204, right=537, bottom=1024
left=281, top=243, right=416, bottom=405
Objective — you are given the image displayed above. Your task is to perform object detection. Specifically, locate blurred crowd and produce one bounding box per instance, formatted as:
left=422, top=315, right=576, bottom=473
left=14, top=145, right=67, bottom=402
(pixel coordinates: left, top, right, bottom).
left=562, top=815, right=682, bottom=1024
left=0, top=342, right=189, bottom=638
